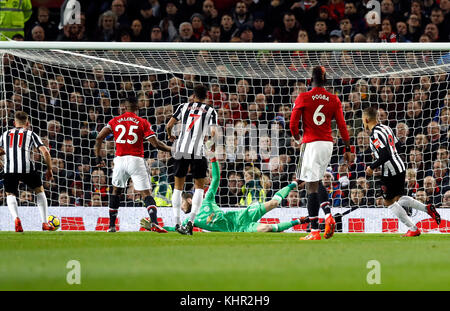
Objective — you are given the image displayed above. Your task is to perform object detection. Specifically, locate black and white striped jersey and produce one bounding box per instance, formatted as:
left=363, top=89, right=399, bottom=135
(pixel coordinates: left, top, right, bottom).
left=0, top=128, right=44, bottom=174
left=369, top=123, right=406, bottom=177
left=172, top=102, right=217, bottom=159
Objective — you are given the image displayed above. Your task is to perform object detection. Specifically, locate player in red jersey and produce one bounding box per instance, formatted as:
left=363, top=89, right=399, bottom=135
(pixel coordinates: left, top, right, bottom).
left=95, top=98, right=172, bottom=232
left=290, top=66, right=352, bottom=240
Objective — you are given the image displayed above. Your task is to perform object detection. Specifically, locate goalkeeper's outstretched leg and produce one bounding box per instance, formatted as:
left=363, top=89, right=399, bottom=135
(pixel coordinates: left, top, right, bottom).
left=255, top=181, right=309, bottom=232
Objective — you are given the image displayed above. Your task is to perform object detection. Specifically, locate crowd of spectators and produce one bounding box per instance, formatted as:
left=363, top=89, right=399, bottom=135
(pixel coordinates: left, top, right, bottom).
left=17, top=0, right=450, bottom=44
left=0, top=0, right=449, bottom=210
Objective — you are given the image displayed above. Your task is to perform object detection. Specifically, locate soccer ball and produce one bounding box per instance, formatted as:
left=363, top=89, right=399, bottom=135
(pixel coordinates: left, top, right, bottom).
left=47, top=215, right=60, bottom=230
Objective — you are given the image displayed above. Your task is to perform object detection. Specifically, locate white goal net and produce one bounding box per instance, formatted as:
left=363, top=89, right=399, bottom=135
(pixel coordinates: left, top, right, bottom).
left=0, top=42, right=449, bottom=233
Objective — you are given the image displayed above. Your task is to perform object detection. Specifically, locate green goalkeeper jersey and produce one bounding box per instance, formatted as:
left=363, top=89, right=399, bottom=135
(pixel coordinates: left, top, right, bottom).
left=181, top=160, right=236, bottom=232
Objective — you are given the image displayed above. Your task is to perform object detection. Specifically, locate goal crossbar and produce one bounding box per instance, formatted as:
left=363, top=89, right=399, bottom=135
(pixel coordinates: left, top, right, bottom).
left=0, top=41, right=449, bottom=51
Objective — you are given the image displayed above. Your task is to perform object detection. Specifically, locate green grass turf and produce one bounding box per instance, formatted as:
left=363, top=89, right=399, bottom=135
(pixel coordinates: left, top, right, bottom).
left=0, top=232, right=449, bottom=291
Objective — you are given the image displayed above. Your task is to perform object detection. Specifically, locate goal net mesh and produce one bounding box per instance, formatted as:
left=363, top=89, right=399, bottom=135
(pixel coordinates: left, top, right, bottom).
left=0, top=47, right=449, bottom=232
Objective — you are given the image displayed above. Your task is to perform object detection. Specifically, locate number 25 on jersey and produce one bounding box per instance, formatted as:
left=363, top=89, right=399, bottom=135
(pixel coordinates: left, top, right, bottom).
left=115, top=125, right=138, bottom=144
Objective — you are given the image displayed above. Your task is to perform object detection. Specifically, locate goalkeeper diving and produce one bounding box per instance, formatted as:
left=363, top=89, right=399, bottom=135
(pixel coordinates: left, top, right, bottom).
left=141, top=155, right=309, bottom=233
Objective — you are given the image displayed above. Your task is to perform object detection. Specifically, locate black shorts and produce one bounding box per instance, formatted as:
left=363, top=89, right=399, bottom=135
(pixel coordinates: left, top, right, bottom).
left=3, top=172, right=42, bottom=195
left=173, top=157, right=208, bottom=179
left=380, top=171, right=406, bottom=201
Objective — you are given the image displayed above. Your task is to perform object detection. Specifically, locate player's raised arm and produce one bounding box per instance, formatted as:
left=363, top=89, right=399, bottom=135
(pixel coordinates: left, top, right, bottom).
left=205, top=157, right=220, bottom=201
left=94, top=126, right=113, bottom=166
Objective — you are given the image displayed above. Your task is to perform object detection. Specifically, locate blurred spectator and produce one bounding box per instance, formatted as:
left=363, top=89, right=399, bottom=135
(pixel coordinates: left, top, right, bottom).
left=406, top=13, right=422, bottom=42
left=220, top=171, right=244, bottom=206
left=220, top=13, right=236, bottom=42
left=396, top=20, right=410, bottom=42
left=57, top=23, right=86, bottom=41
left=111, top=0, right=130, bottom=28
left=138, top=0, right=161, bottom=34
left=130, top=19, right=145, bottom=41
left=355, top=130, right=371, bottom=165
left=70, top=181, right=86, bottom=207
left=426, top=120, right=447, bottom=162
left=285, top=190, right=301, bottom=208
left=178, top=21, right=196, bottom=41
left=33, top=6, right=58, bottom=40
left=272, top=12, right=300, bottom=42
left=19, top=191, right=34, bottom=206
left=339, top=16, right=355, bottom=42
left=408, top=148, right=427, bottom=184
left=322, top=170, right=342, bottom=207
left=240, top=166, right=265, bottom=206
left=233, top=1, right=253, bottom=29
left=58, top=192, right=72, bottom=207
left=93, top=10, right=118, bottom=42
left=406, top=168, right=420, bottom=197
left=379, top=16, right=397, bottom=42
left=329, top=29, right=343, bottom=43
left=423, top=175, right=442, bottom=206
left=91, top=168, right=109, bottom=200
left=415, top=189, right=429, bottom=205
left=356, top=177, right=375, bottom=206
left=31, top=25, right=46, bottom=41
left=252, top=11, right=270, bottom=42
left=91, top=193, right=105, bottom=207
left=395, top=122, right=414, bottom=158
left=311, top=19, right=329, bottom=42
left=346, top=187, right=369, bottom=208
left=424, top=22, right=440, bottom=41
left=201, top=0, right=219, bottom=27
left=443, top=190, right=450, bottom=208
left=190, top=13, right=205, bottom=40
left=428, top=159, right=450, bottom=194
left=238, top=24, right=253, bottom=42
left=204, top=25, right=219, bottom=42
left=150, top=160, right=173, bottom=207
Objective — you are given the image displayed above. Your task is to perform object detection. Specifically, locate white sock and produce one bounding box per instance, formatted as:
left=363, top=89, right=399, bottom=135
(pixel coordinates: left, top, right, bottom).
left=6, top=195, right=19, bottom=219
left=397, top=196, right=427, bottom=212
left=36, top=192, right=48, bottom=223
left=189, top=188, right=204, bottom=222
left=172, top=189, right=182, bottom=225
left=389, top=202, right=417, bottom=230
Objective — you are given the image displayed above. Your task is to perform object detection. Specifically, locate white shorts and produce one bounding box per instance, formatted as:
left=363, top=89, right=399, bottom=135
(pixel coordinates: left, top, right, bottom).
left=296, top=141, right=333, bottom=182
left=112, top=156, right=151, bottom=191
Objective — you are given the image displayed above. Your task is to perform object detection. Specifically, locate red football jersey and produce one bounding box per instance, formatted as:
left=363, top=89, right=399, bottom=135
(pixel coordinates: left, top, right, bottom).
left=290, top=87, right=350, bottom=144
left=107, top=112, right=155, bottom=157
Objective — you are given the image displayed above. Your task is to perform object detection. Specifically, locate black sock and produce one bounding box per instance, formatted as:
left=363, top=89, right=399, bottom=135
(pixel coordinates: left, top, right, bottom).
left=318, top=181, right=331, bottom=215
left=307, top=192, right=320, bottom=230
left=321, top=202, right=331, bottom=215
left=144, top=196, right=158, bottom=224
left=109, top=194, right=120, bottom=227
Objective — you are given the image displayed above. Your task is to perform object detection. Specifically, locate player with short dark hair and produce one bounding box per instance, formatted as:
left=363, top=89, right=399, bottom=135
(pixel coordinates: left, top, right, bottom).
left=0, top=111, right=55, bottom=232
left=95, top=98, right=172, bottom=233
left=363, top=106, right=441, bottom=237
left=166, top=84, right=218, bottom=235
left=290, top=66, right=352, bottom=240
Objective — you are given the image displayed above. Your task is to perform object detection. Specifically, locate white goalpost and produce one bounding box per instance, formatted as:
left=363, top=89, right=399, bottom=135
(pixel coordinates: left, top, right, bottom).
left=0, top=42, right=449, bottom=233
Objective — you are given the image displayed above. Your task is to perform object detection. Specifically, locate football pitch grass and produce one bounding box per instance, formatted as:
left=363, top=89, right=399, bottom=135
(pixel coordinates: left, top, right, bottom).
left=0, top=232, right=449, bottom=291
